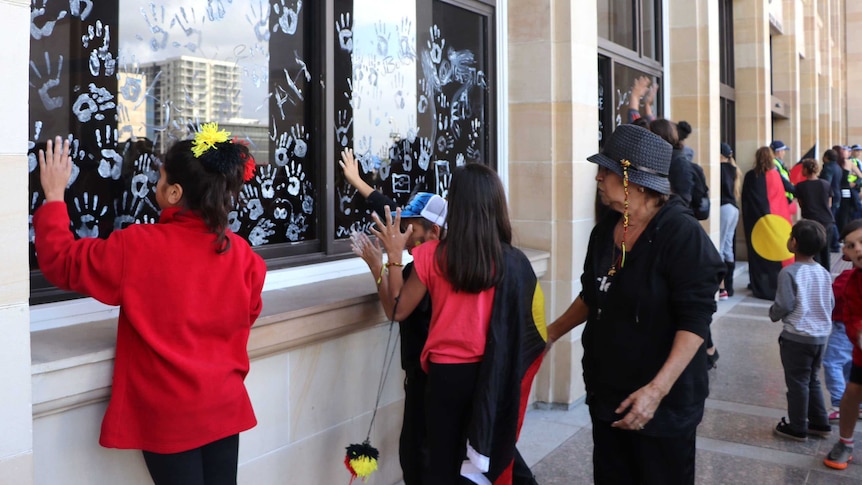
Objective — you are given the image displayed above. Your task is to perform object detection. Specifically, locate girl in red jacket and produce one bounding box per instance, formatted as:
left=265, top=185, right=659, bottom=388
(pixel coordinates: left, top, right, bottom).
left=825, top=219, right=862, bottom=470
left=34, top=125, right=267, bottom=485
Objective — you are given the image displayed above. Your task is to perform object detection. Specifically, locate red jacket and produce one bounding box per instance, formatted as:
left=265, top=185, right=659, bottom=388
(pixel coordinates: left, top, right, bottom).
left=842, top=268, right=862, bottom=367
left=34, top=202, right=266, bottom=453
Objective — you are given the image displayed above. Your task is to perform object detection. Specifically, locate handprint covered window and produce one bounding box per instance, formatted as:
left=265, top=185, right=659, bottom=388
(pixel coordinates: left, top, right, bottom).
left=28, top=0, right=494, bottom=302
left=333, top=0, right=494, bottom=238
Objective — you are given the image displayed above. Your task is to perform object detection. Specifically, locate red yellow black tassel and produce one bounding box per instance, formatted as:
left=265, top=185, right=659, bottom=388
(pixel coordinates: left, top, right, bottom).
left=344, top=441, right=379, bottom=484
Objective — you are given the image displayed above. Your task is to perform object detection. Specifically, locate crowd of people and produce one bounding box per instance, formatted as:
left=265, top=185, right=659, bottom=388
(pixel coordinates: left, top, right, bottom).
left=29, top=76, right=862, bottom=483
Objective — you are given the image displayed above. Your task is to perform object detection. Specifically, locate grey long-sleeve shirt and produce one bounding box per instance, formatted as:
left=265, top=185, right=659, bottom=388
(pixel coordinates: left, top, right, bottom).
left=768, top=261, right=833, bottom=344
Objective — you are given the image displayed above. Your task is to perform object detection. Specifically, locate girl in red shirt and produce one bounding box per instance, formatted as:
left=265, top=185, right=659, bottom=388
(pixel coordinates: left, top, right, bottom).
left=34, top=126, right=266, bottom=485
left=372, top=164, right=545, bottom=484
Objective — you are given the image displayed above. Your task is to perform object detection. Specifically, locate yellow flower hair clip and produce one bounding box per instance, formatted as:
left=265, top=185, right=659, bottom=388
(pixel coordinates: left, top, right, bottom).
left=192, top=122, right=231, bottom=158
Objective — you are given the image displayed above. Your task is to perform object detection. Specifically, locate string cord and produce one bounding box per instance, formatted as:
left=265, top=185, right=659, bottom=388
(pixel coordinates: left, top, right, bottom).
left=365, top=297, right=401, bottom=441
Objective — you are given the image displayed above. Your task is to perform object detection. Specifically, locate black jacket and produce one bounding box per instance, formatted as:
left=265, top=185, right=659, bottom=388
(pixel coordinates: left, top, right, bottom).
left=580, top=196, right=724, bottom=436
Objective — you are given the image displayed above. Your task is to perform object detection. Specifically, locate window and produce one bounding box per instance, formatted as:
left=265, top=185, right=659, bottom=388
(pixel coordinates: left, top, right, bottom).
left=596, top=0, right=663, bottom=147
left=719, top=0, right=735, bottom=149
left=28, top=0, right=496, bottom=303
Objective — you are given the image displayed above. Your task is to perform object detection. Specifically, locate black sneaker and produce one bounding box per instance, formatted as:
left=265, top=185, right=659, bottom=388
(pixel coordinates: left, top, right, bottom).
left=706, top=349, right=720, bottom=370
left=774, top=417, right=807, bottom=441
left=807, top=423, right=832, bottom=438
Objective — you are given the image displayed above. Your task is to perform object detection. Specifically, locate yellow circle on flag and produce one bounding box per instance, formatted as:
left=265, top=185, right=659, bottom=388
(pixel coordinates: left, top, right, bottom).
left=751, top=214, right=794, bottom=261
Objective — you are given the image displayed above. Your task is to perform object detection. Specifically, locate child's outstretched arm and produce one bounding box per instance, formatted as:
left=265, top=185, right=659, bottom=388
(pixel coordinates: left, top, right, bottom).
left=39, top=136, right=72, bottom=201
left=339, top=148, right=374, bottom=199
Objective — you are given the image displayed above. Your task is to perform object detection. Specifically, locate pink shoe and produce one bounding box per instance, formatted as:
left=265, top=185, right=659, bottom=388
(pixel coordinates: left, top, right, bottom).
left=829, top=409, right=840, bottom=422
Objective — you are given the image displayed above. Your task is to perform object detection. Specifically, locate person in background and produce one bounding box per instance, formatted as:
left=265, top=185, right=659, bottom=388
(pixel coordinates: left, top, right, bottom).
left=546, top=125, right=724, bottom=484
left=649, top=119, right=693, bottom=206
left=835, top=145, right=862, bottom=233
left=768, top=220, right=833, bottom=442
left=677, top=121, right=695, bottom=163
left=718, top=142, right=741, bottom=300
left=771, top=140, right=796, bottom=204
left=742, top=146, right=795, bottom=300
left=824, top=220, right=862, bottom=470
left=372, top=163, right=546, bottom=485
left=794, top=158, right=835, bottom=271
left=824, top=264, right=855, bottom=424
left=33, top=128, right=267, bottom=485
left=821, top=149, right=844, bottom=252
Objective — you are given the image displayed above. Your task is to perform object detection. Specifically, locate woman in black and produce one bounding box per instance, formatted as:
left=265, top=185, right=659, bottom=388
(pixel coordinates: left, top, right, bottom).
left=546, top=125, right=724, bottom=485
left=794, top=158, right=835, bottom=270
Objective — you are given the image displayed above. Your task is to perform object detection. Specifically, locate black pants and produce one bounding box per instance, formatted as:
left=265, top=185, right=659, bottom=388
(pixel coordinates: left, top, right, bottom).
left=592, top=420, right=696, bottom=485
left=142, top=434, right=239, bottom=485
left=401, top=367, right=428, bottom=485
left=423, top=362, right=481, bottom=485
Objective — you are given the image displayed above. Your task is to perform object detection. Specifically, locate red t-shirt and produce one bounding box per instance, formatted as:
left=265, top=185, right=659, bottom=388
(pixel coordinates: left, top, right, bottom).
left=842, top=268, right=862, bottom=366
left=412, top=240, right=495, bottom=373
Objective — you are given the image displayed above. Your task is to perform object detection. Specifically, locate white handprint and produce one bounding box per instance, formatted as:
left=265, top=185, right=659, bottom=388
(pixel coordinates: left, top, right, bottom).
left=254, top=165, right=281, bottom=199
left=206, top=0, right=228, bottom=21
left=375, top=21, right=390, bottom=57
left=247, top=0, right=271, bottom=42
left=435, top=161, right=452, bottom=198
left=83, top=20, right=116, bottom=77
left=285, top=213, right=308, bottom=241
left=31, top=52, right=65, bottom=111
left=398, top=16, right=415, bottom=62
left=30, top=2, right=68, bottom=40
left=73, top=193, right=108, bottom=239
left=335, top=109, right=353, bottom=147
left=290, top=124, right=309, bottom=158
left=171, top=6, right=202, bottom=52
left=72, top=83, right=115, bottom=123
left=301, top=194, right=314, bottom=214
left=114, top=192, right=137, bottom=230
left=274, top=132, right=290, bottom=166
left=436, top=133, right=454, bottom=153
left=228, top=210, right=241, bottom=232
left=69, top=0, right=93, bottom=21
left=140, top=3, right=169, bottom=52
left=240, top=185, right=265, bottom=221
left=271, top=198, right=290, bottom=220
left=273, top=0, right=302, bottom=35
left=29, top=192, right=40, bottom=244
left=248, top=219, right=276, bottom=246
left=417, top=137, right=432, bottom=170
left=96, top=127, right=122, bottom=180
left=336, top=12, right=352, bottom=52
left=427, top=25, right=445, bottom=65
left=285, top=161, right=306, bottom=196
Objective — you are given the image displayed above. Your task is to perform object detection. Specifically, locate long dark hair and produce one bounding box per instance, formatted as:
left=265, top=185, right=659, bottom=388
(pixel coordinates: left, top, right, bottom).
left=648, top=119, right=681, bottom=149
left=435, top=163, right=512, bottom=292
left=163, top=139, right=249, bottom=253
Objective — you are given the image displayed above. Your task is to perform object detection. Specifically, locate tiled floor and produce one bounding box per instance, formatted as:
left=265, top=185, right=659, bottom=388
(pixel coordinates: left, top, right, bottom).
left=520, top=256, right=862, bottom=484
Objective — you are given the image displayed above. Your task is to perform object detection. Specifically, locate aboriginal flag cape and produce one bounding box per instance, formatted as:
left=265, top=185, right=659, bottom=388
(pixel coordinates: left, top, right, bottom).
left=742, top=168, right=794, bottom=300
left=461, top=245, right=547, bottom=485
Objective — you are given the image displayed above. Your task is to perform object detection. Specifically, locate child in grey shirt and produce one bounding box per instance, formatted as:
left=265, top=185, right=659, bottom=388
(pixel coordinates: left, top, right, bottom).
left=769, top=219, right=834, bottom=441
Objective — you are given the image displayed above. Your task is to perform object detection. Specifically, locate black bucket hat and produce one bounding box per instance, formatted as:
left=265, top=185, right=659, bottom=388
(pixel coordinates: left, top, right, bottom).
left=588, top=124, right=673, bottom=195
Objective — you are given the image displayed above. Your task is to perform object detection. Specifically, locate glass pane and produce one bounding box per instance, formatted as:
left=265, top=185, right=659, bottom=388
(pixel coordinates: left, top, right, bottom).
left=597, top=0, right=635, bottom=51
left=333, top=0, right=491, bottom=239
left=28, top=0, right=319, bottom=272
left=642, top=0, right=658, bottom=60
left=612, top=63, right=658, bottom=128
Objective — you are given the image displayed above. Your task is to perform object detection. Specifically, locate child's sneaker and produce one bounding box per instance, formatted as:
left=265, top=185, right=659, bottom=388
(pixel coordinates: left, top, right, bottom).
left=718, top=289, right=729, bottom=300
left=824, top=441, right=854, bottom=470
left=829, top=409, right=841, bottom=422
left=807, top=423, right=832, bottom=438
left=774, top=418, right=807, bottom=441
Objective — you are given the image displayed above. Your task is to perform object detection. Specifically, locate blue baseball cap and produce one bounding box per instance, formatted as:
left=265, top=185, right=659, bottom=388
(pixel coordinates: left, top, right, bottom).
left=392, top=192, right=447, bottom=226
left=770, top=140, right=788, bottom=152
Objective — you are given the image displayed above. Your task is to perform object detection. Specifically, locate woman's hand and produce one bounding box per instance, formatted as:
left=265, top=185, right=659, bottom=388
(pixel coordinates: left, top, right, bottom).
left=611, top=382, right=664, bottom=432
left=370, top=206, right=412, bottom=262
left=39, top=136, right=72, bottom=202
left=350, top=230, right=383, bottom=271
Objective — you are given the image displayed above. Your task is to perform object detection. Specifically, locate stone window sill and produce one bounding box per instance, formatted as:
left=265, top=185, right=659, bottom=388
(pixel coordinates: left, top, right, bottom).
left=30, top=248, right=549, bottom=418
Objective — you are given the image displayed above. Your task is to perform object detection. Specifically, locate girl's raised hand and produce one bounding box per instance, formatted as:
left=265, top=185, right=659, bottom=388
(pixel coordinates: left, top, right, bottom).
left=370, top=206, right=412, bottom=262
left=39, top=136, right=72, bottom=202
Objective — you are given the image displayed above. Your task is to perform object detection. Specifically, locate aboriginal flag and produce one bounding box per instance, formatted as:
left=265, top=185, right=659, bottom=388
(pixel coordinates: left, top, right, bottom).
left=461, top=245, right=546, bottom=485
left=742, top=168, right=795, bottom=300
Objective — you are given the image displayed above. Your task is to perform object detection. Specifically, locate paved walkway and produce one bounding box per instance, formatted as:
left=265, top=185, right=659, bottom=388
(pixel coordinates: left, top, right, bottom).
left=519, top=257, right=862, bottom=484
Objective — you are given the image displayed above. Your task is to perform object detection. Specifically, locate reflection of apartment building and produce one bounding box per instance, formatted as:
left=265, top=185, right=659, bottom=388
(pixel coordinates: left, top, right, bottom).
left=116, top=72, right=147, bottom=142
left=139, top=56, right=242, bottom=151
left=220, top=119, right=270, bottom=165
